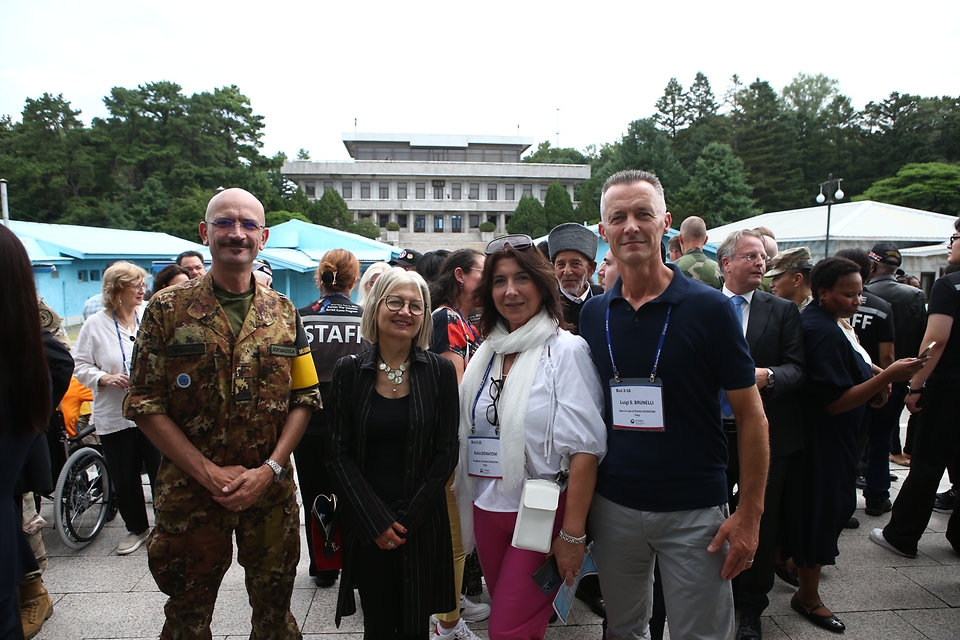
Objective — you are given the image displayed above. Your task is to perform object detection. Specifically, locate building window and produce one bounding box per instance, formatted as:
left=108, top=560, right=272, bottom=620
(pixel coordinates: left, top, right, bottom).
left=323, top=181, right=333, bottom=192
left=487, top=215, right=498, bottom=226
left=90, top=270, right=101, bottom=281
left=505, top=184, right=515, bottom=201
left=487, top=184, right=497, bottom=200
left=452, top=215, right=463, bottom=232
left=452, top=183, right=461, bottom=200
left=469, top=214, right=480, bottom=229
left=415, top=214, right=426, bottom=232
left=434, top=216, right=444, bottom=232
left=540, top=184, right=549, bottom=200
left=378, top=213, right=390, bottom=228
left=469, top=183, right=479, bottom=200
left=397, top=182, right=407, bottom=199
left=434, top=185, right=443, bottom=199
left=304, top=182, right=316, bottom=198
left=398, top=214, right=408, bottom=229
left=523, top=184, right=532, bottom=198
left=433, top=151, right=445, bottom=161
left=416, top=183, right=425, bottom=199
left=361, top=182, right=371, bottom=199
left=78, top=270, right=88, bottom=282
left=342, top=182, right=353, bottom=199
left=379, top=182, right=389, bottom=199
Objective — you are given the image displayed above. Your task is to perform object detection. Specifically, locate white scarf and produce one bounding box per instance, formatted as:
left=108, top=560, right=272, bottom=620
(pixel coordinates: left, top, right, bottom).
left=456, top=308, right=558, bottom=552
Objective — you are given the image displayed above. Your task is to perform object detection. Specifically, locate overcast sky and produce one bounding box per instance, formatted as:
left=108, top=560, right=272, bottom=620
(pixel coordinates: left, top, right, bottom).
left=3, top=0, right=958, bottom=163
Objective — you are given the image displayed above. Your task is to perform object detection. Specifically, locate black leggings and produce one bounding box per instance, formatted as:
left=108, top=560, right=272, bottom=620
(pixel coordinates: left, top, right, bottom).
left=354, top=544, right=425, bottom=639
left=99, top=427, right=160, bottom=534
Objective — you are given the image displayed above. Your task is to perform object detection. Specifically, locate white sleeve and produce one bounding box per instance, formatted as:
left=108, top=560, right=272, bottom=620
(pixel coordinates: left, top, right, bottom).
left=548, top=333, right=608, bottom=462
left=73, top=314, right=107, bottom=390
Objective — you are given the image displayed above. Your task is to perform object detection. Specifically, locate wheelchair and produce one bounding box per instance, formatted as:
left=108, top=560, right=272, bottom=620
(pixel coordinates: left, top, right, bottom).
left=45, top=408, right=114, bottom=549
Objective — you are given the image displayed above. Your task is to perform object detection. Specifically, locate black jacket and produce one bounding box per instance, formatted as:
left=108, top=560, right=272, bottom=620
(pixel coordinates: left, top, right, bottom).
left=866, top=275, right=927, bottom=360
left=326, top=346, right=458, bottom=630
left=560, top=282, right=604, bottom=334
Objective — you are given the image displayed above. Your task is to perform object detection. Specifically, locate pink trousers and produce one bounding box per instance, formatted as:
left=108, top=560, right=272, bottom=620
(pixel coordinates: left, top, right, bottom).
left=473, top=494, right=566, bottom=640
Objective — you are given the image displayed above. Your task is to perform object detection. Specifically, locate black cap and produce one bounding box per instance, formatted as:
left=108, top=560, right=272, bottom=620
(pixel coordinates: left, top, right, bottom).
left=391, top=248, right=423, bottom=267
left=869, top=243, right=902, bottom=267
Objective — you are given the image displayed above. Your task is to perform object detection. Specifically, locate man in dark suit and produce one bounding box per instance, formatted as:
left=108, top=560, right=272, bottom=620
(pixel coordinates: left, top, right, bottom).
left=718, top=230, right=806, bottom=640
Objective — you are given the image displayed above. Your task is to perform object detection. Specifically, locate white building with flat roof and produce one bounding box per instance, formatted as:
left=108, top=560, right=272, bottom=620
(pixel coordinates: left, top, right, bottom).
left=282, top=133, right=591, bottom=251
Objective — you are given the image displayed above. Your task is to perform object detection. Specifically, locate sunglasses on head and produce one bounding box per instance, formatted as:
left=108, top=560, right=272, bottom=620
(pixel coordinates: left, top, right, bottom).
left=484, top=234, right=534, bottom=255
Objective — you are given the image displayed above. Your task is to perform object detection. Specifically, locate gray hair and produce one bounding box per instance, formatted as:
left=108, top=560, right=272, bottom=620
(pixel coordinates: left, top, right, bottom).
left=716, top=229, right=766, bottom=264
left=600, top=170, right=666, bottom=220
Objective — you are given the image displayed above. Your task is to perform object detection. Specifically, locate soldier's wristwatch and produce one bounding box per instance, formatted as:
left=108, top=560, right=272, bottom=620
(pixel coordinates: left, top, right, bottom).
left=264, top=459, right=286, bottom=483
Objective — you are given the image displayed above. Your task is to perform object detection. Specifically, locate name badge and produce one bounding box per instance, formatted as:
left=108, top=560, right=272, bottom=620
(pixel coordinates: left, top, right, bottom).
left=467, top=437, right=503, bottom=478
left=611, top=378, right=665, bottom=431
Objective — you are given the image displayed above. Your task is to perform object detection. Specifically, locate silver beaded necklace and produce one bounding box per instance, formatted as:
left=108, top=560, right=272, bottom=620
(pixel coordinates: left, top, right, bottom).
left=379, top=357, right=408, bottom=392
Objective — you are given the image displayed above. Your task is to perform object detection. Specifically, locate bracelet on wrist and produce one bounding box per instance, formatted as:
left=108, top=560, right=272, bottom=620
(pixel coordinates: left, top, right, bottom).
left=558, top=529, right=586, bottom=545
left=906, top=384, right=925, bottom=395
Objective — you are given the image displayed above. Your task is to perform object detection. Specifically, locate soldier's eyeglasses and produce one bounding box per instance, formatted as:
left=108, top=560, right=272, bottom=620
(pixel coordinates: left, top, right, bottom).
left=209, top=218, right=264, bottom=232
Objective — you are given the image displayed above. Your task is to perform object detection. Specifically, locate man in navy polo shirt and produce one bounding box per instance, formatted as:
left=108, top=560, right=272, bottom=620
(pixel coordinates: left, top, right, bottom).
left=580, top=169, right=769, bottom=640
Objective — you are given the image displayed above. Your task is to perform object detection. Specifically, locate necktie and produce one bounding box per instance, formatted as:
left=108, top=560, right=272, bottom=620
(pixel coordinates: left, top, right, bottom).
left=720, top=295, right=746, bottom=419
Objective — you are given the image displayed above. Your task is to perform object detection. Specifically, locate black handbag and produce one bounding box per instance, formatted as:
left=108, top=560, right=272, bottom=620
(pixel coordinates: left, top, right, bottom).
left=311, top=493, right=343, bottom=571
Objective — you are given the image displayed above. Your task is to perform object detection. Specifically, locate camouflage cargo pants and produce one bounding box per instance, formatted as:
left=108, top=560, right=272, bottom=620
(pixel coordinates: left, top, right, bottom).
left=148, top=492, right=301, bottom=640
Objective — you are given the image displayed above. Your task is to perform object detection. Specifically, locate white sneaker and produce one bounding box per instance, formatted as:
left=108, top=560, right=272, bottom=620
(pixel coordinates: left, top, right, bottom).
left=117, top=529, right=150, bottom=555
left=459, top=594, right=490, bottom=623
left=435, top=618, right=482, bottom=640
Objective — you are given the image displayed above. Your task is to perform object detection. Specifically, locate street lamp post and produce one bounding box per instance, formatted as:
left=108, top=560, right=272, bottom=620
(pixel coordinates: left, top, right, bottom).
left=817, top=173, right=844, bottom=258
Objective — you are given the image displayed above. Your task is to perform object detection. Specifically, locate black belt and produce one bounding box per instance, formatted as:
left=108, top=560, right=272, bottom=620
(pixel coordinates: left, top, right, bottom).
left=722, top=419, right=737, bottom=434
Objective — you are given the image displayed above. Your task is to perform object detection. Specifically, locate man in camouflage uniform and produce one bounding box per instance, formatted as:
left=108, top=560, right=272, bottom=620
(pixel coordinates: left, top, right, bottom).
left=124, top=188, right=321, bottom=639
left=765, top=247, right=814, bottom=313
left=674, top=216, right=722, bottom=289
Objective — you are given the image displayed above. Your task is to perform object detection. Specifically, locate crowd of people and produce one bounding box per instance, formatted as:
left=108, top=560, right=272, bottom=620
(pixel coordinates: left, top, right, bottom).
left=3, top=173, right=959, bottom=640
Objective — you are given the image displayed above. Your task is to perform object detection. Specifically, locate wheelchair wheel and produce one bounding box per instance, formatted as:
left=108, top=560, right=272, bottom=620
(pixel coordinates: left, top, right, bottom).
left=54, top=446, right=112, bottom=549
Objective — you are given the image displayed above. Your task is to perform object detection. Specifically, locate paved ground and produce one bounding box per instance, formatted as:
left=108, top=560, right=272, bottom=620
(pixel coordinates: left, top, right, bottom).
left=32, top=421, right=958, bottom=640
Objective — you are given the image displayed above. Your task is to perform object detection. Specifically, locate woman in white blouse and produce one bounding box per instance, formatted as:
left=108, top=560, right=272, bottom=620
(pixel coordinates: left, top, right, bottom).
left=74, top=261, right=160, bottom=556
left=457, top=235, right=606, bottom=640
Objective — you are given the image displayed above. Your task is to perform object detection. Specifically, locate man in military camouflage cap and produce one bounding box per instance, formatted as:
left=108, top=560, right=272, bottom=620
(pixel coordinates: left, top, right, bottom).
left=674, top=216, right=722, bottom=289
left=765, top=246, right=814, bottom=312
left=124, top=188, right=321, bottom=639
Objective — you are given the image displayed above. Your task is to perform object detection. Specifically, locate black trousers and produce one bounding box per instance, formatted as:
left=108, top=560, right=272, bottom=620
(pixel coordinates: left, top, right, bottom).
left=98, top=427, right=159, bottom=535
left=293, top=431, right=339, bottom=578
left=884, top=385, right=960, bottom=555
left=354, top=544, right=424, bottom=639
left=734, top=451, right=798, bottom=614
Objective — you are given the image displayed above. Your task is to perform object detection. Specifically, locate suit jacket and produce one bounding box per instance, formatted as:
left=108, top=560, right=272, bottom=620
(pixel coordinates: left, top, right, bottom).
left=745, top=290, right=806, bottom=458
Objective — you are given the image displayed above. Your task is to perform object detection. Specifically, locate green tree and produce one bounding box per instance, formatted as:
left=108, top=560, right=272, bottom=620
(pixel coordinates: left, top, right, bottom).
left=672, top=143, right=760, bottom=227
left=506, top=195, right=548, bottom=236
left=522, top=141, right=590, bottom=164
left=311, top=187, right=353, bottom=228
left=296, top=148, right=310, bottom=160
left=685, top=72, right=718, bottom=123
left=543, top=181, right=577, bottom=228
left=595, top=119, right=689, bottom=197
left=654, top=78, right=689, bottom=138
left=854, top=162, right=960, bottom=215
left=266, top=210, right=311, bottom=226
left=734, top=79, right=805, bottom=211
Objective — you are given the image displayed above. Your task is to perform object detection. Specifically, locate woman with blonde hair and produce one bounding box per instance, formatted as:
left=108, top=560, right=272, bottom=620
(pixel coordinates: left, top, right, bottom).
left=327, top=268, right=459, bottom=638
left=295, top=249, right=371, bottom=587
left=357, top=261, right=391, bottom=308
left=74, top=261, right=160, bottom=556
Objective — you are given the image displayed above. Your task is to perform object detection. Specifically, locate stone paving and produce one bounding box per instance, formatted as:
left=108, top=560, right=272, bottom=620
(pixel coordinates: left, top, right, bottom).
left=32, top=423, right=958, bottom=640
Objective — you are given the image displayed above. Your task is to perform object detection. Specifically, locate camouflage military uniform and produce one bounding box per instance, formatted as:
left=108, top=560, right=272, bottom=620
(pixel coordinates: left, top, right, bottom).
left=124, top=275, right=320, bottom=640
left=673, top=247, right=723, bottom=290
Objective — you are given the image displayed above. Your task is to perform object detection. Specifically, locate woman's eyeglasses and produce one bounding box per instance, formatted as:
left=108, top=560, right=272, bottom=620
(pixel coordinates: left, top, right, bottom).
left=949, top=234, right=960, bottom=245
left=485, top=234, right=534, bottom=255
left=383, top=295, right=424, bottom=316
left=486, top=377, right=504, bottom=429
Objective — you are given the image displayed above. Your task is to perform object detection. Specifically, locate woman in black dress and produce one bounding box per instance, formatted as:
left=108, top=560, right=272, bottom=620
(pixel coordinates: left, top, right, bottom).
left=789, top=257, right=925, bottom=633
left=327, top=268, right=459, bottom=639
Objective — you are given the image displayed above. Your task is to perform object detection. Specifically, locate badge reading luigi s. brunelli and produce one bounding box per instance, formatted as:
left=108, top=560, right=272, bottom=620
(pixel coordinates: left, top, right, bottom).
left=611, top=378, right=665, bottom=431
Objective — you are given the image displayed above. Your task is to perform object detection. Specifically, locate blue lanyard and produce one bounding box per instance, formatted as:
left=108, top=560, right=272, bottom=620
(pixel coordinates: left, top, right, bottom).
left=113, top=311, right=140, bottom=374
left=605, top=304, right=672, bottom=383
left=470, top=354, right=497, bottom=433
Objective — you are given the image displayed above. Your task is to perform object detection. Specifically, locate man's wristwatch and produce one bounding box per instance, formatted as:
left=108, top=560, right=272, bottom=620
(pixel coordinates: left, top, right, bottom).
left=765, top=368, right=775, bottom=390
left=264, top=459, right=286, bottom=483
left=906, top=384, right=924, bottom=395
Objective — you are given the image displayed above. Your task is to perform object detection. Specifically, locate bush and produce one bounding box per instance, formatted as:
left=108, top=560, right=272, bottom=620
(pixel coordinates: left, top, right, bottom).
left=385, top=221, right=401, bottom=231
left=478, top=221, right=496, bottom=232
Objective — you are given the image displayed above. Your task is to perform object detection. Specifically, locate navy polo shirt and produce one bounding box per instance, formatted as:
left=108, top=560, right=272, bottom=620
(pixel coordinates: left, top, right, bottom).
left=579, top=263, right=756, bottom=512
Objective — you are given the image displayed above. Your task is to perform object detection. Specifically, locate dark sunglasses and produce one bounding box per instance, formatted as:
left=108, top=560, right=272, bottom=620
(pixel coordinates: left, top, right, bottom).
left=485, top=234, right=534, bottom=255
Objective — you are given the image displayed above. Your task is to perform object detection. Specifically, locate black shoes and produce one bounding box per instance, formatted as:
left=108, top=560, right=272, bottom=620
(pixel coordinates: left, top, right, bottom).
left=774, top=563, right=799, bottom=587
left=865, top=498, right=893, bottom=517
left=736, top=612, right=762, bottom=640
left=855, top=476, right=866, bottom=489
left=934, top=489, right=956, bottom=514
left=574, top=575, right=606, bottom=618
left=313, top=570, right=338, bottom=588
left=845, top=516, right=860, bottom=529
left=791, top=595, right=845, bottom=633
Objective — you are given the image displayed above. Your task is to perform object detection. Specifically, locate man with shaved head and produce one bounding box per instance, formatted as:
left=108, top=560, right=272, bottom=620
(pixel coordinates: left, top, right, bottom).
left=674, top=216, right=722, bottom=289
left=125, top=188, right=321, bottom=639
